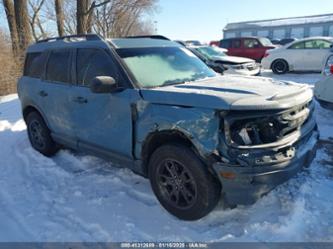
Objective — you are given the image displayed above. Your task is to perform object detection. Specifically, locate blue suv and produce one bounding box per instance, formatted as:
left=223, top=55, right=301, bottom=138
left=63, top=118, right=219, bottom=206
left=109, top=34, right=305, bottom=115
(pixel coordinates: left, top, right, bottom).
left=18, top=34, right=318, bottom=220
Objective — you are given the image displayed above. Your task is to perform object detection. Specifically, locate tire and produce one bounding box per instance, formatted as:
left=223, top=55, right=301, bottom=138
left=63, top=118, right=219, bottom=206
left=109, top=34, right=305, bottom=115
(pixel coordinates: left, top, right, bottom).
left=26, top=111, right=59, bottom=157
left=272, top=59, right=289, bottom=74
left=148, top=144, right=221, bottom=220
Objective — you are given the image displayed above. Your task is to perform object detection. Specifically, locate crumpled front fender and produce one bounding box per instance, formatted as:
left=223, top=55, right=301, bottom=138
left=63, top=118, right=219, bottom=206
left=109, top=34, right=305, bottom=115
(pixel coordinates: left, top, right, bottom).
left=134, top=101, right=220, bottom=160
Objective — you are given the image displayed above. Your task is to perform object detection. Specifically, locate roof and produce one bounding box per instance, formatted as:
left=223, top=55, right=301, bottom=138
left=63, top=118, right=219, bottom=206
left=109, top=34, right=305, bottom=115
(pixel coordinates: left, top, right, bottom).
left=27, top=34, right=179, bottom=53
left=27, top=34, right=108, bottom=53
left=224, top=13, right=333, bottom=31
left=294, top=36, right=333, bottom=41
left=108, top=38, right=181, bottom=49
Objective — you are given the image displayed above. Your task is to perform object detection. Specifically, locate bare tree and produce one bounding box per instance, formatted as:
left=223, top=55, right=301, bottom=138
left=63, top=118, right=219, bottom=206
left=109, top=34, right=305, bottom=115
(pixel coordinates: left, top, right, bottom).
left=54, top=0, right=64, bottom=36
left=28, top=0, right=47, bottom=41
left=14, top=0, right=32, bottom=56
left=76, top=0, right=89, bottom=34
left=0, top=28, right=20, bottom=95
left=93, top=0, right=157, bottom=38
left=2, top=0, right=19, bottom=58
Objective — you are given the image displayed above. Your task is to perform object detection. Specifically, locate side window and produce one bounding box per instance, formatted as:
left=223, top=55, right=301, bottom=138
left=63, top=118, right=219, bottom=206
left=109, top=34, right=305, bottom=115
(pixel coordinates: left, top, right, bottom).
left=289, top=41, right=305, bottom=49
left=305, top=40, right=332, bottom=49
left=232, top=39, right=241, bottom=48
left=76, top=49, right=118, bottom=86
left=244, top=39, right=260, bottom=48
left=24, top=52, right=47, bottom=78
left=46, top=50, right=71, bottom=83
left=220, top=40, right=231, bottom=49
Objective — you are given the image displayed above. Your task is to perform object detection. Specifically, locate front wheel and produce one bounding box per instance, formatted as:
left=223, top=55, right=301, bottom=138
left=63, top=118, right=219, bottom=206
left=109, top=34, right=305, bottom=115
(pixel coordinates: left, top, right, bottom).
left=272, top=59, right=289, bottom=74
left=148, top=144, right=221, bottom=220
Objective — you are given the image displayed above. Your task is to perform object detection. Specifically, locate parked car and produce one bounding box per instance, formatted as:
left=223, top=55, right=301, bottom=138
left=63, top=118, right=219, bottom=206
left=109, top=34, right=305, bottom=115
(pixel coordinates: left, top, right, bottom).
left=262, top=37, right=333, bottom=74
left=185, top=40, right=201, bottom=46
left=19, top=34, right=318, bottom=220
left=279, top=38, right=297, bottom=46
left=219, top=37, right=276, bottom=62
left=271, top=39, right=281, bottom=45
left=314, top=48, right=333, bottom=109
left=188, top=45, right=261, bottom=76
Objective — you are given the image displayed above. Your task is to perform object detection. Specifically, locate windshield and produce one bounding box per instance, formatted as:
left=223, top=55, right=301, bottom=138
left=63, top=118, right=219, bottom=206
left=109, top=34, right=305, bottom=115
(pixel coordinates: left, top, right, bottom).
left=259, top=37, right=273, bottom=47
left=117, top=47, right=216, bottom=88
left=195, top=46, right=227, bottom=60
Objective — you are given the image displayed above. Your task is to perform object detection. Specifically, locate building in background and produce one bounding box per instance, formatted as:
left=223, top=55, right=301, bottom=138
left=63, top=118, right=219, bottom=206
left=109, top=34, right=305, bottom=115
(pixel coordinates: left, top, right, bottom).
left=223, top=13, right=333, bottom=40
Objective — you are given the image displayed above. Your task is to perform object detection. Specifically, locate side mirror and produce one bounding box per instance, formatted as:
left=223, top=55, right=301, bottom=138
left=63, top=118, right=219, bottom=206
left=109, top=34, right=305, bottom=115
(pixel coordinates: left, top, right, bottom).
left=90, top=76, right=119, bottom=93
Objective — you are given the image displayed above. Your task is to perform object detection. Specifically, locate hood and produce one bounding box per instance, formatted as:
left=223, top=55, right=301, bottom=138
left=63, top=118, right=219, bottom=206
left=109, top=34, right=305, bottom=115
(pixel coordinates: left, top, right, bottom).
left=140, top=75, right=313, bottom=111
left=210, top=55, right=254, bottom=64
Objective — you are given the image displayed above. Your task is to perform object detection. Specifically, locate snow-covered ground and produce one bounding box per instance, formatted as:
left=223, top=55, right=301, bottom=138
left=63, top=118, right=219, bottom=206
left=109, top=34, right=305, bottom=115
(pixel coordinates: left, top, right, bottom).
left=0, top=71, right=332, bottom=242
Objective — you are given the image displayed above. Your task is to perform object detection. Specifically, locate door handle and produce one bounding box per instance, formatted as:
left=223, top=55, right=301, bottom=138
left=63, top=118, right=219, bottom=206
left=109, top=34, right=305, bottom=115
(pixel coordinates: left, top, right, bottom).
left=38, top=90, right=48, bottom=97
left=73, top=96, right=88, bottom=104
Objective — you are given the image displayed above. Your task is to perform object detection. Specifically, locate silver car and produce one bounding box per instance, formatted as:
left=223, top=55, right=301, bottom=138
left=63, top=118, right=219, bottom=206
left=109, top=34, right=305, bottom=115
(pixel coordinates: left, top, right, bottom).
left=314, top=47, right=333, bottom=109
left=188, top=45, right=261, bottom=76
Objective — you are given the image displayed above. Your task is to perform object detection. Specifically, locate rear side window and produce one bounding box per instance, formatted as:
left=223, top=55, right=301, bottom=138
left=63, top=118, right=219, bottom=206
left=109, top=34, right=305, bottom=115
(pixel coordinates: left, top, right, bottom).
left=46, top=50, right=71, bottom=83
left=76, top=49, right=118, bottom=86
left=220, top=40, right=231, bottom=48
left=304, top=39, right=332, bottom=49
left=289, top=41, right=305, bottom=49
left=24, top=52, right=47, bottom=78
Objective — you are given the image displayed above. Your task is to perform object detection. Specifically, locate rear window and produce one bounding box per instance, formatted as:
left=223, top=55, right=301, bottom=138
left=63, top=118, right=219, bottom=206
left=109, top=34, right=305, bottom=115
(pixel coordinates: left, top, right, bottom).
left=46, top=50, right=71, bottom=83
left=289, top=41, right=305, bottom=49
left=24, top=52, right=47, bottom=78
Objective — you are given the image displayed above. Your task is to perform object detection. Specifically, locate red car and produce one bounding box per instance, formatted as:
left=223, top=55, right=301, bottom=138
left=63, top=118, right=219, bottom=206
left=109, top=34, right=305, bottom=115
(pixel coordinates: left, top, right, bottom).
left=219, top=37, right=276, bottom=62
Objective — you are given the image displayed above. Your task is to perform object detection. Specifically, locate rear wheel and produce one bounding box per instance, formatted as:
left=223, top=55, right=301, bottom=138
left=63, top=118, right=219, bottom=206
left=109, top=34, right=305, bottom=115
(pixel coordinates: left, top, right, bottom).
left=272, top=59, right=289, bottom=74
left=26, top=112, right=59, bottom=157
left=148, top=144, right=221, bottom=220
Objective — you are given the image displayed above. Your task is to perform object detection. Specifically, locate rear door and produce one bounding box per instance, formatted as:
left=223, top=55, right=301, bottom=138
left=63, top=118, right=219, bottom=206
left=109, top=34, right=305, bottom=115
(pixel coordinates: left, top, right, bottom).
left=303, top=39, right=332, bottom=71
left=70, top=48, right=141, bottom=159
left=228, top=39, right=243, bottom=57
left=39, top=49, right=77, bottom=146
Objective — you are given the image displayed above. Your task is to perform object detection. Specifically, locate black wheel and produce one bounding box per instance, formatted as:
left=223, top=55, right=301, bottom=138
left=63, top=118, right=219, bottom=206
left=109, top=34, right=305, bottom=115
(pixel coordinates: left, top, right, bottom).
left=26, top=112, right=59, bottom=157
left=148, top=144, right=221, bottom=220
left=272, top=59, right=289, bottom=74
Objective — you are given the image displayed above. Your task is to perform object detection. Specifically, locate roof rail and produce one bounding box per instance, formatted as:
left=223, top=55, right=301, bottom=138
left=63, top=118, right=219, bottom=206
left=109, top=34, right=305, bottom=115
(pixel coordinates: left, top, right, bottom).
left=37, top=34, right=103, bottom=43
left=124, top=35, right=170, bottom=40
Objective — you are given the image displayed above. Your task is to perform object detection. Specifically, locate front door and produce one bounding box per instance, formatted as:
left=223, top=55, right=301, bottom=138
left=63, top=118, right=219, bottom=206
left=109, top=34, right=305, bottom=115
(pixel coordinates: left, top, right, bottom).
left=243, top=38, right=261, bottom=61
left=70, top=48, right=141, bottom=159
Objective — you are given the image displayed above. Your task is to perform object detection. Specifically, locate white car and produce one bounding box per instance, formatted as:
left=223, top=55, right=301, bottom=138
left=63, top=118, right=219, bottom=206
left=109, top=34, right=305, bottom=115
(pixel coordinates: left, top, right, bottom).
left=262, top=37, right=333, bottom=74
left=188, top=45, right=261, bottom=76
left=314, top=49, right=333, bottom=109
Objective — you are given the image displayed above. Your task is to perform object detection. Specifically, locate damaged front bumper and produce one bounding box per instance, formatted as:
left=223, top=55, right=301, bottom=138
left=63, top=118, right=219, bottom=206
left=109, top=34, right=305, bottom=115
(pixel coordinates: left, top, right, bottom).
left=213, top=129, right=318, bottom=205
left=213, top=101, right=319, bottom=205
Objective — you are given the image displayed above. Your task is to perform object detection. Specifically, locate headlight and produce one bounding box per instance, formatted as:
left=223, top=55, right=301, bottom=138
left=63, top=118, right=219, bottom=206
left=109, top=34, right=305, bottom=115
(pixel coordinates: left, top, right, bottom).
left=323, top=55, right=333, bottom=76
left=229, top=118, right=280, bottom=146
